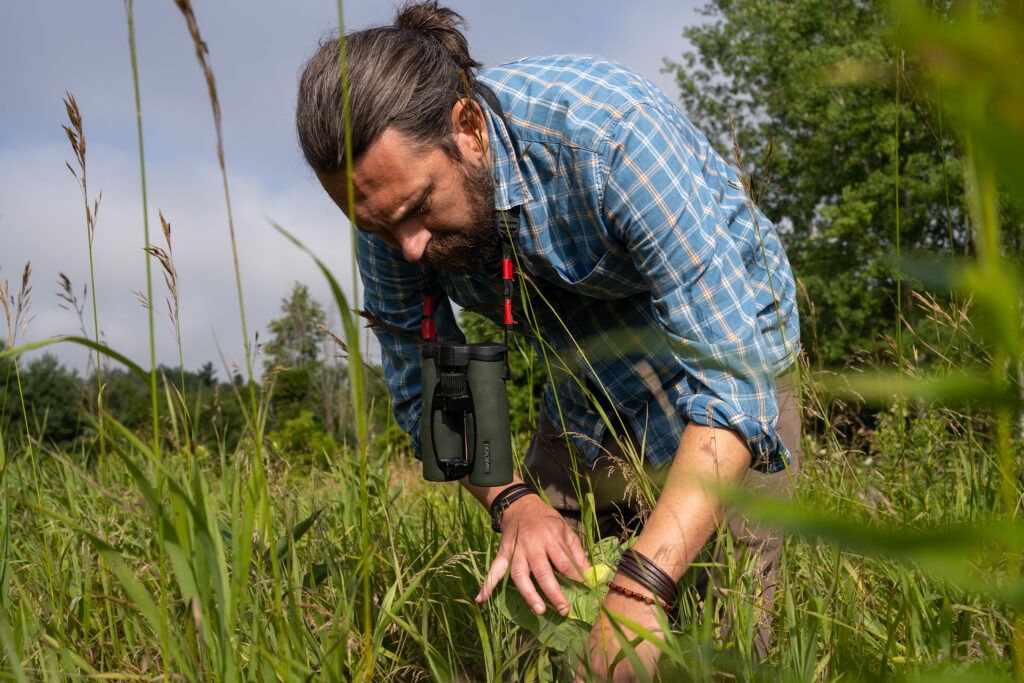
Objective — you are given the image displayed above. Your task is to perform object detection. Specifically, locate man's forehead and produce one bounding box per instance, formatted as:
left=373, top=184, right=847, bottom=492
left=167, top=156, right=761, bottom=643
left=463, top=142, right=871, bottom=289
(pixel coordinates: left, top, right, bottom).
left=332, top=178, right=376, bottom=221
left=319, top=169, right=424, bottom=231
left=317, top=128, right=453, bottom=234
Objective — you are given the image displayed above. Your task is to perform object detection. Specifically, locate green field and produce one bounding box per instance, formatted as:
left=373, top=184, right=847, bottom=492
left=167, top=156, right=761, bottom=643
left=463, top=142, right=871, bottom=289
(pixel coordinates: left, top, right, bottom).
left=1, top=0, right=1022, bottom=680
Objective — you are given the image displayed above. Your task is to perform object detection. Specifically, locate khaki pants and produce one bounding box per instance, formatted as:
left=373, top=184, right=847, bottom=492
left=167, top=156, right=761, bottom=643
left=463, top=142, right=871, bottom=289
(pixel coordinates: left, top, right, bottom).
left=522, top=374, right=801, bottom=657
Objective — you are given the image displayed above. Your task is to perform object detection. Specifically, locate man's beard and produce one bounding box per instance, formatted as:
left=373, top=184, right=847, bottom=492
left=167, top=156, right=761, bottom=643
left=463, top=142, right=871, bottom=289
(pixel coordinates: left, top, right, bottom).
left=422, top=158, right=500, bottom=274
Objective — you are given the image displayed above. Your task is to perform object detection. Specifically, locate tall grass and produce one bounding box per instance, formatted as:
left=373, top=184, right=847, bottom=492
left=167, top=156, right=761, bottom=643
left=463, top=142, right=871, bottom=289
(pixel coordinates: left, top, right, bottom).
left=0, top=1, right=1021, bottom=681
left=61, top=93, right=107, bottom=466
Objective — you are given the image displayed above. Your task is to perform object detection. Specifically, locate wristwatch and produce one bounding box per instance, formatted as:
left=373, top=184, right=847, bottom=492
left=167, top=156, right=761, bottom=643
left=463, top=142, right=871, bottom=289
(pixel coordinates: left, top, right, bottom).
left=488, top=483, right=536, bottom=532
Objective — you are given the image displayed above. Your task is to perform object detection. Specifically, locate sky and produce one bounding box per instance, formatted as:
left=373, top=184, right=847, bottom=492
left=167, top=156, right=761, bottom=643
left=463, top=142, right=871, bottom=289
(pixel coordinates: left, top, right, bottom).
left=0, top=0, right=705, bottom=381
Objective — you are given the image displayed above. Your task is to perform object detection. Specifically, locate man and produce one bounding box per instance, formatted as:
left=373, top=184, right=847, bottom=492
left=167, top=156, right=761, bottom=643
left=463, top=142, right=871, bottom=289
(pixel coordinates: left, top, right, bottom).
left=297, top=2, right=801, bottom=678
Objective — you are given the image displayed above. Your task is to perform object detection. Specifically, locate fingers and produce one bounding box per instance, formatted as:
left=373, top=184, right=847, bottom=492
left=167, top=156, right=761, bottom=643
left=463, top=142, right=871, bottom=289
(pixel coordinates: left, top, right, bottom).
left=509, top=553, right=551, bottom=614
left=525, top=552, right=570, bottom=615
left=477, top=532, right=590, bottom=616
left=550, top=530, right=590, bottom=582
left=476, top=545, right=511, bottom=603
left=475, top=505, right=596, bottom=617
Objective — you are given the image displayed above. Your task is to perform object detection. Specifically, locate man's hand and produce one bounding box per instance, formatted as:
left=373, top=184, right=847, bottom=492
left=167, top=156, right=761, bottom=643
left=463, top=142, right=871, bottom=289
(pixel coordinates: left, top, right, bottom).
left=474, top=495, right=590, bottom=615
left=576, top=421, right=754, bottom=680
left=575, top=580, right=666, bottom=682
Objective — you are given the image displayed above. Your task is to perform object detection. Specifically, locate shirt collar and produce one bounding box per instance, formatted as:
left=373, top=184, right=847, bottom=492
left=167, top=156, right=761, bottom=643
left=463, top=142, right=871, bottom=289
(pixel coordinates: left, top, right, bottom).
left=481, top=100, right=533, bottom=211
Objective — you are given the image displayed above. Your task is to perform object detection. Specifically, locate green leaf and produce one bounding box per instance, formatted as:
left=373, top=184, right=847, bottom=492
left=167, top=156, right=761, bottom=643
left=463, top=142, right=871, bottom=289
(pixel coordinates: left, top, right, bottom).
left=496, top=536, right=625, bottom=656
left=264, top=508, right=322, bottom=568
left=718, top=486, right=1024, bottom=605
left=816, top=367, right=1021, bottom=410
left=497, top=585, right=591, bottom=655
left=0, top=335, right=148, bottom=384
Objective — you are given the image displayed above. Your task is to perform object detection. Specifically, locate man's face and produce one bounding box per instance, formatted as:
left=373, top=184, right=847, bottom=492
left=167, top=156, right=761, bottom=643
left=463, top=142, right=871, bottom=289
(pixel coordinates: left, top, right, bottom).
left=318, top=126, right=498, bottom=273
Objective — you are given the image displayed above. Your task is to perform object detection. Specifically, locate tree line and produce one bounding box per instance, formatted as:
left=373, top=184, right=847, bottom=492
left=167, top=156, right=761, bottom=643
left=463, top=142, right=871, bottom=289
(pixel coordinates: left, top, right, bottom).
left=0, top=280, right=548, bottom=462
left=0, top=283, right=394, bottom=461
left=0, top=351, right=246, bottom=454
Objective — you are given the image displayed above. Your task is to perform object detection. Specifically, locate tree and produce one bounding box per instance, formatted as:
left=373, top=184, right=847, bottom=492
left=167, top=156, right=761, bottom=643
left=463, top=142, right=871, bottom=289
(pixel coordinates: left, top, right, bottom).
left=263, top=282, right=328, bottom=427
left=664, top=0, right=995, bottom=365
left=263, top=283, right=327, bottom=376
left=197, top=361, right=217, bottom=387
left=8, top=353, right=83, bottom=448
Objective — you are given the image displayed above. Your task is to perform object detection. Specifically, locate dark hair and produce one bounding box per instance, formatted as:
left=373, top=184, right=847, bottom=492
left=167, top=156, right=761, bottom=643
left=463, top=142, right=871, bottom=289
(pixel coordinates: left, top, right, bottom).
left=296, top=1, right=481, bottom=175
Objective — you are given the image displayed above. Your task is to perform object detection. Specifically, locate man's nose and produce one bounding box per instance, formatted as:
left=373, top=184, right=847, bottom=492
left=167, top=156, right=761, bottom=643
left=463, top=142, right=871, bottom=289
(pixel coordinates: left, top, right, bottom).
left=392, top=221, right=431, bottom=262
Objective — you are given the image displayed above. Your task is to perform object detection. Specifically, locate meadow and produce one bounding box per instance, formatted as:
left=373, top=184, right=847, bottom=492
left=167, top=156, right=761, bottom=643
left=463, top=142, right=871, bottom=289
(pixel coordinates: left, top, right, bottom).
left=1, top=1, right=1022, bottom=681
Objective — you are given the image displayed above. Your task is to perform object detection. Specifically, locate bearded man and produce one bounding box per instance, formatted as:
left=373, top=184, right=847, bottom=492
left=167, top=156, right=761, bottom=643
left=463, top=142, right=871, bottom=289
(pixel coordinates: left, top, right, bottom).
left=296, top=2, right=801, bottom=678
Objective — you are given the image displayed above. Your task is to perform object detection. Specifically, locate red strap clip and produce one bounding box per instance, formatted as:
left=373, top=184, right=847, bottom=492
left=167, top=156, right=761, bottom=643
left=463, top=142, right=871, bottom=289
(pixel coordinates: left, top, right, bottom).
left=422, top=295, right=436, bottom=340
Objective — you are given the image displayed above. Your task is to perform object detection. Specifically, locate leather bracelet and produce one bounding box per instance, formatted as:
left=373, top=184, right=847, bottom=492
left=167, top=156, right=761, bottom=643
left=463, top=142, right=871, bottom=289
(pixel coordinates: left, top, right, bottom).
left=622, top=549, right=678, bottom=602
left=489, top=483, right=535, bottom=532
left=606, top=581, right=673, bottom=612
left=619, top=549, right=679, bottom=605
left=616, top=549, right=679, bottom=607
left=489, top=483, right=530, bottom=512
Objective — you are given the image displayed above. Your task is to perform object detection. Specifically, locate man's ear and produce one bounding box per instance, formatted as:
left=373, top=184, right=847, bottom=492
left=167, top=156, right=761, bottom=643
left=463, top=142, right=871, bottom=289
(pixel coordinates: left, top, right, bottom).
left=450, top=97, right=489, bottom=162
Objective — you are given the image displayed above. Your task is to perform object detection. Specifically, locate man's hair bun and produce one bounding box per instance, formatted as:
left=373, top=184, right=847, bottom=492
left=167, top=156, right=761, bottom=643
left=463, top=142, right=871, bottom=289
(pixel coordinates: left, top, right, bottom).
left=297, top=1, right=483, bottom=173
left=394, top=1, right=481, bottom=70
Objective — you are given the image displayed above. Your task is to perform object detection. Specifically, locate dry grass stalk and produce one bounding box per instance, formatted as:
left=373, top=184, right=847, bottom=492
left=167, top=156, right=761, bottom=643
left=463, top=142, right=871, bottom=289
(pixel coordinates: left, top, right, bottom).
left=728, top=113, right=775, bottom=208
left=130, top=288, right=151, bottom=312
left=56, top=273, right=89, bottom=338
left=356, top=308, right=420, bottom=343
left=172, top=0, right=223, bottom=164
left=56, top=273, right=100, bottom=378
left=62, top=93, right=102, bottom=247
left=173, top=0, right=257, bottom=430
left=320, top=323, right=348, bottom=358
left=62, top=90, right=108, bottom=428
left=2, top=263, right=34, bottom=348
left=143, top=211, right=181, bottom=342
left=172, top=0, right=244, bottom=291
left=1, top=280, right=11, bottom=348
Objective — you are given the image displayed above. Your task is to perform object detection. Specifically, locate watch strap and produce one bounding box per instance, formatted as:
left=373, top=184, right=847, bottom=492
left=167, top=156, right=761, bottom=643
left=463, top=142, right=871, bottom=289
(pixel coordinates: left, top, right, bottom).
left=489, top=483, right=535, bottom=532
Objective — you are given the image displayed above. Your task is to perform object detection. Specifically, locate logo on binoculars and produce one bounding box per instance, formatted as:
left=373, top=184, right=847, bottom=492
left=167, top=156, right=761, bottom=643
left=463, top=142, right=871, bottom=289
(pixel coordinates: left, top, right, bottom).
left=483, top=442, right=491, bottom=473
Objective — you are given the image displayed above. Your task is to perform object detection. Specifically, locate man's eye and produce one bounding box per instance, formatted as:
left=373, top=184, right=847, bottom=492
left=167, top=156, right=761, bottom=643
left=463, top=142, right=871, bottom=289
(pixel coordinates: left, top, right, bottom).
left=414, top=199, right=430, bottom=216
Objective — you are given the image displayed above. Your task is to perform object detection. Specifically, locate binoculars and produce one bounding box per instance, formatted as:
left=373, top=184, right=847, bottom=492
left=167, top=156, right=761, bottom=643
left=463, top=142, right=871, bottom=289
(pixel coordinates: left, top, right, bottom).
left=421, top=341, right=513, bottom=487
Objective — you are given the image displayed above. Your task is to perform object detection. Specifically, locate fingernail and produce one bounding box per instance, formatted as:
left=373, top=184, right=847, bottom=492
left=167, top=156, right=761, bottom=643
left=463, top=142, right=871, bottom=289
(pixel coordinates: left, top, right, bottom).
left=533, top=603, right=544, bottom=614
left=558, top=604, right=570, bottom=616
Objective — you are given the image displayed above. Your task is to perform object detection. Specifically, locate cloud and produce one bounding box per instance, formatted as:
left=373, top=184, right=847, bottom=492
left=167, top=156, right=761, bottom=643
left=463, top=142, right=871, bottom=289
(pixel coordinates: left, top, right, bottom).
left=1, top=0, right=706, bottom=379
left=1, top=140, right=356, bottom=380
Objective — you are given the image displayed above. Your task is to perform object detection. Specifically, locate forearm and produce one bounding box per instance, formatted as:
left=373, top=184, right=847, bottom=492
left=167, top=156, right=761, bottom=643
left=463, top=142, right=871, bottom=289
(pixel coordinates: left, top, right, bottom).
left=626, top=422, right=752, bottom=584
left=581, top=424, right=751, bottom=680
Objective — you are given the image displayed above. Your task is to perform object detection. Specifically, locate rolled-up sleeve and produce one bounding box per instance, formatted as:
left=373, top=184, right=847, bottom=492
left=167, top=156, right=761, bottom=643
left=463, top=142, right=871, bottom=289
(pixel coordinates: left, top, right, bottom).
left=600, top=104, right=788, bottom=472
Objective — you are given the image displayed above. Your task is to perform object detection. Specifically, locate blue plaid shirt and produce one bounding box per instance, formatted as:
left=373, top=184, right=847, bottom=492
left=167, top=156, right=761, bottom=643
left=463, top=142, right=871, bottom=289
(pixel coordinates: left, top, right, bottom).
left=356, top=55, right=800, bottom=473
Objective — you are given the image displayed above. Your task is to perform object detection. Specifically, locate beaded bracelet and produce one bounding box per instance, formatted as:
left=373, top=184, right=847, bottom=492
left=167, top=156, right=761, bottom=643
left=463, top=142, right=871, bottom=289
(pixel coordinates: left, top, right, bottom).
left=606, top=581, right=673, bottom=612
